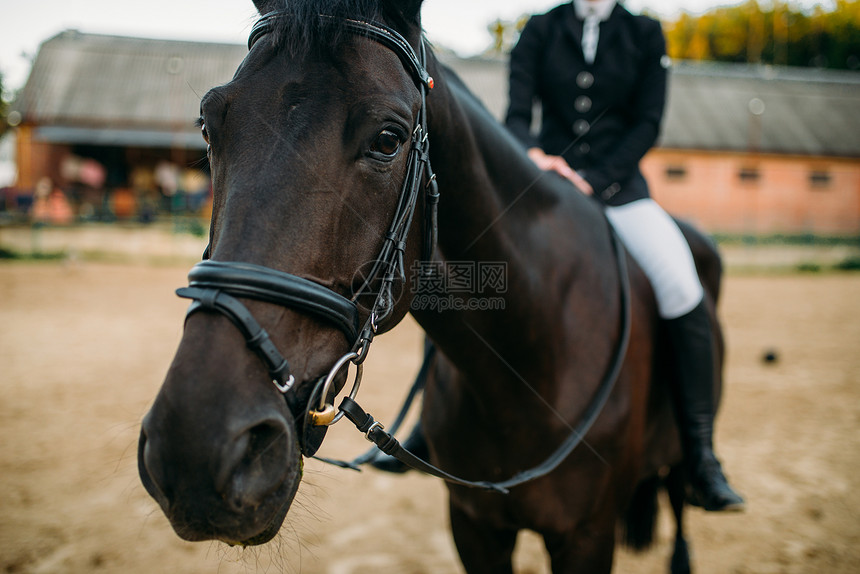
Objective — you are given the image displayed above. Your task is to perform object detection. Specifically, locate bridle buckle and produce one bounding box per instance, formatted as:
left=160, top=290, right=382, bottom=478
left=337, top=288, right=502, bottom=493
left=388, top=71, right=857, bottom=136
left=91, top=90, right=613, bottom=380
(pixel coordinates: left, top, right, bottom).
left=273, top=374, right=296, bottom=394
left=364, top=420, right=384, bottom=441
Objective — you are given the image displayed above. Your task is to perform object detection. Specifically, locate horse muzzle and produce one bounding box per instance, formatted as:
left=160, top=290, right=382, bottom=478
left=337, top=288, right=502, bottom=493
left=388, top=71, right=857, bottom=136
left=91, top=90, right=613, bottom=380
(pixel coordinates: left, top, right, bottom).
left=137, top=381, right=302, bottom=545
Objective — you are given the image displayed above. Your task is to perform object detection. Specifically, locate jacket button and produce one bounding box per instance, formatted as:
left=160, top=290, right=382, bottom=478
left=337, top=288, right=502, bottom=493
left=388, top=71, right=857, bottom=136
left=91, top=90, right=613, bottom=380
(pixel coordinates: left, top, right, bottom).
left=576, top=71, right=594, bottom=89
left=576, top=142, right=591, bottom=156
left=573, top=119, right=590, bottom=135
left=601, top=182, right=621, bottom=200
left=574, top=95, right=592, bottom=112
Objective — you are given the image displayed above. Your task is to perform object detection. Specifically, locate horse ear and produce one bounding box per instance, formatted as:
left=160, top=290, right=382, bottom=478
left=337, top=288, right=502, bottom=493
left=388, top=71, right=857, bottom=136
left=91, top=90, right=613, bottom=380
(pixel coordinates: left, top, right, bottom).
left=252, top=0, right=283, bottom=15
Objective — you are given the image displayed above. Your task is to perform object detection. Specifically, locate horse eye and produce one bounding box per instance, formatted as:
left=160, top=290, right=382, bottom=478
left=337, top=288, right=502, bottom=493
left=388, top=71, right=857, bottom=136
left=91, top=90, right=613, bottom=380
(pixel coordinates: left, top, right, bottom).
left=370, top=130, right=402, bottom=157
left=200, top=121, right=210, bottom=145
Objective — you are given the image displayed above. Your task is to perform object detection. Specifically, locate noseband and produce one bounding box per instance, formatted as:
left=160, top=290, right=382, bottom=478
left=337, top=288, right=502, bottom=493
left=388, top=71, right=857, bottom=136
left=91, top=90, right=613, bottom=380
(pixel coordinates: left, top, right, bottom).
left=176, top=12, right=438, bottom=456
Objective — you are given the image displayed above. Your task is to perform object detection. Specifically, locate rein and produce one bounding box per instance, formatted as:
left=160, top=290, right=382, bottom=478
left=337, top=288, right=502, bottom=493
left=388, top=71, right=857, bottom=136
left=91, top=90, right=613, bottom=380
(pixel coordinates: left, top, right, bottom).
left=176, top=11, right=632, bottom=493
left=328, top=224, right=632, bottom=494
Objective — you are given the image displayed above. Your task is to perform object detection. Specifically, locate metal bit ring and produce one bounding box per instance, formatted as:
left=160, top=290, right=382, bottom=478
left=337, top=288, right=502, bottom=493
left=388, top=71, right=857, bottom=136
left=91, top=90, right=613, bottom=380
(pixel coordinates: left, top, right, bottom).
left=309, top=351, right=363, bottom=426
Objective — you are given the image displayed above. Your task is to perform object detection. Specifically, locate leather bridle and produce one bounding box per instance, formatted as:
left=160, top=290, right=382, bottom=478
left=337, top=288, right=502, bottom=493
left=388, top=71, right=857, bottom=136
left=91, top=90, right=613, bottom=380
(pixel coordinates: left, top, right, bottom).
left=176, top=11, right=438, bottom=457
left=175, top=11, right=633, bottom=494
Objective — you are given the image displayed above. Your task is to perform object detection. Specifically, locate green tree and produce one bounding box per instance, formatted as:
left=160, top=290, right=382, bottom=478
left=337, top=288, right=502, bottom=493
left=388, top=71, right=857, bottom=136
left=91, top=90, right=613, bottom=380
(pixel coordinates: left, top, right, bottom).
left=663, top=0, right=860, bottom=69
left=0, top=72, right=9, bottom=139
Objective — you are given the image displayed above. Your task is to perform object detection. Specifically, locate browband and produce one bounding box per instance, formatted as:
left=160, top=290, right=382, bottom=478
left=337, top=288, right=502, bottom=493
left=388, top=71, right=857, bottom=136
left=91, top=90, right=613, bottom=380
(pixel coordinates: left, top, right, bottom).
left=248, top=10, right=434, bottom=91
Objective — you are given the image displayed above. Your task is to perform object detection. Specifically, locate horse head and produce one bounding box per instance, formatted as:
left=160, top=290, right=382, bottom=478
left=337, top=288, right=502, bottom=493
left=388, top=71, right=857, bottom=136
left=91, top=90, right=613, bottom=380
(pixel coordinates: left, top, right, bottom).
left=138, top=0, right=432, bottom=546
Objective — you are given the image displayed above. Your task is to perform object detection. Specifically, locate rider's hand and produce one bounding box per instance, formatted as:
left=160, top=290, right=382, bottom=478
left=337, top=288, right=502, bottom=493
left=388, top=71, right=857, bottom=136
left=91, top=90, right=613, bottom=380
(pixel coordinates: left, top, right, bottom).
left=527, top=148, right=594, bottom=195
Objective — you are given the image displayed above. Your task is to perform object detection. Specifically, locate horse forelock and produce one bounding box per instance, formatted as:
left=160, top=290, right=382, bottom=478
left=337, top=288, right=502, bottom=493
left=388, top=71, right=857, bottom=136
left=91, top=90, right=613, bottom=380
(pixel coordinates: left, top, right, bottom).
left=262, top=0, right=419, bottom=58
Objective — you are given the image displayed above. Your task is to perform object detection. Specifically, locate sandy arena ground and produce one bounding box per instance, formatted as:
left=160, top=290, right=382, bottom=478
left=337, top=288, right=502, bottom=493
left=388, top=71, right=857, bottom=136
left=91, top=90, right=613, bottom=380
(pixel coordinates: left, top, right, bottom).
left=1, top=257, right=858, bottom=574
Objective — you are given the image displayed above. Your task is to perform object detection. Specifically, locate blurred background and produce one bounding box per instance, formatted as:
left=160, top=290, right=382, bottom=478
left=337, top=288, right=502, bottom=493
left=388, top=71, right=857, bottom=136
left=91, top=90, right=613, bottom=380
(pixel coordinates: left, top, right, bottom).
left=0, top=0, right=858, bottom=261
left=0, top=1, right=858, bottom=573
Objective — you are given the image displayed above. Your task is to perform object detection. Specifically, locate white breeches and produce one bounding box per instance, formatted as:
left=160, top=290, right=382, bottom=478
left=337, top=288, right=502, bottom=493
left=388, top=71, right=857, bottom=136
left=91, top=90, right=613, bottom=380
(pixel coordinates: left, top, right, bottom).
left=605, top=198, right=704, bottom=319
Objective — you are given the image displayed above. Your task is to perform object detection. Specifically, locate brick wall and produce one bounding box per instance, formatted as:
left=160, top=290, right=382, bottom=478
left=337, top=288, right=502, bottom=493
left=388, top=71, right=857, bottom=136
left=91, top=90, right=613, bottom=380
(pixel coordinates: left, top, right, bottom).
left=643, top=148, right=860, bottom=236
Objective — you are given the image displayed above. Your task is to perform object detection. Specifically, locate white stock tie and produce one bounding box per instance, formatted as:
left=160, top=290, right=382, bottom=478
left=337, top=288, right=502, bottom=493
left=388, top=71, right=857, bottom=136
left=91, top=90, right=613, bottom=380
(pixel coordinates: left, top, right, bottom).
left=582, top=13, right=600, bottom=65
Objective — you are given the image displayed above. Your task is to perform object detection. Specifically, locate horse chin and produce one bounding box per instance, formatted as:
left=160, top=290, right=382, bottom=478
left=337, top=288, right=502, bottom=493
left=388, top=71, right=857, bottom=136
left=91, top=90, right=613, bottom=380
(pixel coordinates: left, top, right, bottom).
left=139, top=386, right=306, bottom=547
left=232, top=501, right=292, bottom=547
left=218, top=471, right=301, bottom=547
left=168, top=453, right=302, bottom=547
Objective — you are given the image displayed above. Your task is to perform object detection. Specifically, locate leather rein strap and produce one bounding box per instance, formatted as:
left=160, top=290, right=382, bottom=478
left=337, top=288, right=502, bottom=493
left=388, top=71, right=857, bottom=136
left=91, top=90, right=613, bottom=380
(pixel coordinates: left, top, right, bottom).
left=176, top=11, right=632, bottom=493
left=332, top=224, right=632, bottom=494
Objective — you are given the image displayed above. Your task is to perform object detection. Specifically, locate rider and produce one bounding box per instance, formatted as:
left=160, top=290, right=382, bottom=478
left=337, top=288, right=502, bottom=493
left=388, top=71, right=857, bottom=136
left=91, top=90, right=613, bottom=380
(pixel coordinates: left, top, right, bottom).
left=502, top=0, right=743, bottom=512
left=375, top=0, right=744, bottom=513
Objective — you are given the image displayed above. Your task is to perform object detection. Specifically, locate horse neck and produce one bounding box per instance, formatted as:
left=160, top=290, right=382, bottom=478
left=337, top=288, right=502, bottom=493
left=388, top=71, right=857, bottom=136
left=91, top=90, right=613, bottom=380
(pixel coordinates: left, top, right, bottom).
left=425, top=72, right=556, bottom=262
left=413, top=60, right=621, bottom=381
left=423, top=57, right=616, bottom=255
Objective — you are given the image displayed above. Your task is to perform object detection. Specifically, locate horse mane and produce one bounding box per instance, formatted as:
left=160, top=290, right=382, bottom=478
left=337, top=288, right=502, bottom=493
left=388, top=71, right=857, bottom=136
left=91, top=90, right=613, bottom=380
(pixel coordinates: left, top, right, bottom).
left=263, top=0, right=419, bottom=57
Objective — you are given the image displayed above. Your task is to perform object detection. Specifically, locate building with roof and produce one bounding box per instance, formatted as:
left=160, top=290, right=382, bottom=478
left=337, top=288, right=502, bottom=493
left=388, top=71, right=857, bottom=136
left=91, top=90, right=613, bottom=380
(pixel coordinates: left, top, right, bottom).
left=10, top=30, right=245, bottom=220
left=438, top=53, right=860, bottom=236
left=647, top=61, right=860, bottom=235
left=9, top=30, right=860, bottom=234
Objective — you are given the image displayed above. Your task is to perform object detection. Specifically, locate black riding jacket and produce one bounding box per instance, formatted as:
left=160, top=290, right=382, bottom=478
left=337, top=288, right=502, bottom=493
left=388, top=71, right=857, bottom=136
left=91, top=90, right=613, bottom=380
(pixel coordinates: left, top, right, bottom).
left=505, top=2, right=668, bottom=205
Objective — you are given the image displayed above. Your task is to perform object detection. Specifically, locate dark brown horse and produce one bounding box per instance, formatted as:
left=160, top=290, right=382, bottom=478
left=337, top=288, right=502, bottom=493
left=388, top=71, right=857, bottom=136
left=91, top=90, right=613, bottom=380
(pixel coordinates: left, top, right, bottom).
left=138, top=1, right=725, bottom=571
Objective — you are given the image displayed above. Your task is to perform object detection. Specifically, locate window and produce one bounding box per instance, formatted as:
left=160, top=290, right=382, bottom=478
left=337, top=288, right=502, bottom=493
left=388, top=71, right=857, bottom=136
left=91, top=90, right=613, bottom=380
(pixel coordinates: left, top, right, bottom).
left=738, top=166, right=761, bottom=184
left=665, top=165, right=687, bottom=181
left=809, top=170, right=832, bottom=189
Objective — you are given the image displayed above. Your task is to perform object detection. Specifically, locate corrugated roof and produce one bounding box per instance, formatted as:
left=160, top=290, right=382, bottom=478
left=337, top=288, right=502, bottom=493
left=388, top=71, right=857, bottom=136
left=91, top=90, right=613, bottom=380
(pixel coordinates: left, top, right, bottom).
left=13, top=31, right=860, bottom=158
left=440, top=54, right=860, bottom=158
left=661, top=61, right=860, bottom=157
left=13, top=30, right=246, bottom=136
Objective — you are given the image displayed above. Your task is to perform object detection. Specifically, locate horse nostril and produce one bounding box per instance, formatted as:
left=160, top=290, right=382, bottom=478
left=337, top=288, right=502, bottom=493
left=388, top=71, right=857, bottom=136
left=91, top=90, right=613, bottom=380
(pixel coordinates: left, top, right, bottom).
left=138, top=427, right=170, bottom=508
left=245, top=422, right=286, bottom=472
left=220, top=421, right=293, bottom=513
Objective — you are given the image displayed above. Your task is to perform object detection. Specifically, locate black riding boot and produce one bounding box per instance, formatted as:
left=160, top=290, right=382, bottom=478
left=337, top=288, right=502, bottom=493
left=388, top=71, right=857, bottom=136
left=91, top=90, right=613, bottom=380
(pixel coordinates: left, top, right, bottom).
left=370, top=420, right=429, bottom=474
left=666, top=300, right=745, bottom=512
